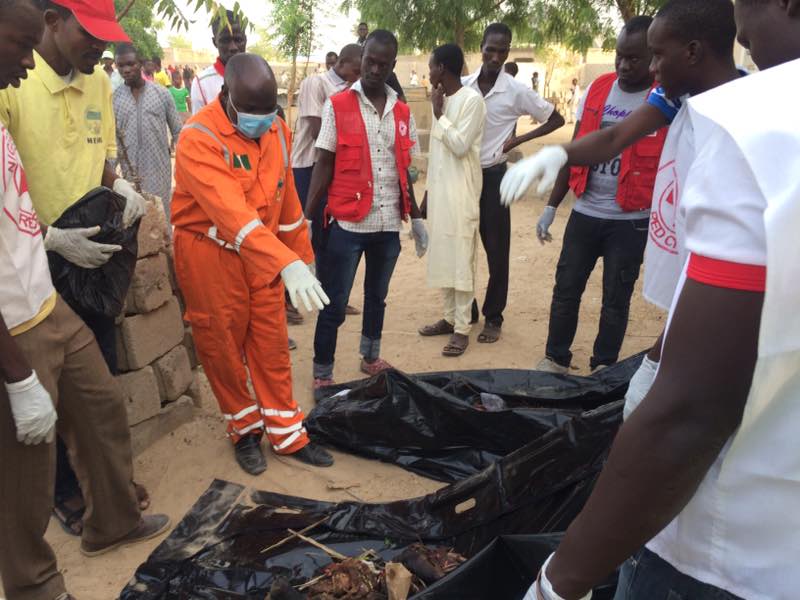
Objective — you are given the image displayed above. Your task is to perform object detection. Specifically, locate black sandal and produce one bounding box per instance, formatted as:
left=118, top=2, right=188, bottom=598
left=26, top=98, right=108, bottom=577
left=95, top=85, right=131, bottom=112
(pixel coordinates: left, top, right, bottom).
left=477, top=322, right=502, bottom=344
left=418, top=319, right=455, bottom=337
left=53, top=497, right=85, bottom=537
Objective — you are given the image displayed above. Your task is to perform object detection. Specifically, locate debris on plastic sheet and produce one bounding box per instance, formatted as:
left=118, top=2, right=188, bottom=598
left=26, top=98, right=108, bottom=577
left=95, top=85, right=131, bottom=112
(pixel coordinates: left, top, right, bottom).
left=121, top=394, right=622, bottom=599
left=397, top=544, right=466, bottom=585
left=477, top=392, right=506, bottom=412
left=47, top=186, right=139, bottom=317
left=307, top=354, right=644, bottom=482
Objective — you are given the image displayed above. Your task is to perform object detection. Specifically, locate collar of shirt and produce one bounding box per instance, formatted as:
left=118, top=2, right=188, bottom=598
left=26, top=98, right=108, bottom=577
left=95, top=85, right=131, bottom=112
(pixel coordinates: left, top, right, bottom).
left=463, top=68, right=511, bottom=100
left=350, top=79, right=398, bottom=118
left=214, top=58, right=225, bottom=76
left=33, top=50, right=87, bottom=95
left=327, top=68, right=345, bottom=88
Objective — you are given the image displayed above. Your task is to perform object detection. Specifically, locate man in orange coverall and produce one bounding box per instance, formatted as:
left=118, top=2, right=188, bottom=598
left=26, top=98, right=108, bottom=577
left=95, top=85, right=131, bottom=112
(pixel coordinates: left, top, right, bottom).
left=172, top=53, right=333, bottom=475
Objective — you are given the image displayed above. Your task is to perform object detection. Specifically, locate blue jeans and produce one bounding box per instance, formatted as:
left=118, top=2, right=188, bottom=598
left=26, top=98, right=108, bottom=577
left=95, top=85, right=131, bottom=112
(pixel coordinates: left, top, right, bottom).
left=615, top=548, right=742, bottom=600
left=313, top=224, right=401, bottom=378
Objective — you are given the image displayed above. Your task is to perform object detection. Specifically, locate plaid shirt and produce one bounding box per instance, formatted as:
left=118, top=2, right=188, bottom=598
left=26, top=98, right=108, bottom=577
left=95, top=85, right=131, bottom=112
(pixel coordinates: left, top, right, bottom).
left=316, top=80, right=418, bottom=233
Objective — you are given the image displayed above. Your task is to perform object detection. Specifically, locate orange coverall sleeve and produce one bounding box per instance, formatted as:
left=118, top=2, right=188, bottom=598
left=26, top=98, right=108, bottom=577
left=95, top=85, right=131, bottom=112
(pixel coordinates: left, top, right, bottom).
left=277, top=121, right=315, bottom=265
left=175, top=127, right=300, bottom=287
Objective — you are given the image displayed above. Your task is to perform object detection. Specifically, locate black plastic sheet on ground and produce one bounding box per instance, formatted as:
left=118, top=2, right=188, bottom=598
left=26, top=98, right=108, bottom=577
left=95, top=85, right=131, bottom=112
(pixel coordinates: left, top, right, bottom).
left=47, top=186, right=139, bottom=317
left=306, top=354, right=643, bottom=483
left=121, top=393, right=623, bottom=599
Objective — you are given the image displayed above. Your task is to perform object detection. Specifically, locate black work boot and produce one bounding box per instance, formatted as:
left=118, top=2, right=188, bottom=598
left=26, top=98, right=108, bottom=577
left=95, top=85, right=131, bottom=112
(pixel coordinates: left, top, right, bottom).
left=234, top=434, right=267, bottom=475
left=291, top=442, right=334, bottom=467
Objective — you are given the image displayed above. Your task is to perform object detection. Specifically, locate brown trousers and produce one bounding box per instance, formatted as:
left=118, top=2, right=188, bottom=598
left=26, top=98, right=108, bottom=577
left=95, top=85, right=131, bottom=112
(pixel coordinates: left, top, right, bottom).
left=0, top=297, right=140, bottom=600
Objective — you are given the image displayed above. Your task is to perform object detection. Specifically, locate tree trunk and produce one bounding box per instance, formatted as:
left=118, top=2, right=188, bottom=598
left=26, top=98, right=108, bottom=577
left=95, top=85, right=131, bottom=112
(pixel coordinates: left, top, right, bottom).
left=615, top=0, right=636, bottom=21
left=287, top=45, right=299, bottom=125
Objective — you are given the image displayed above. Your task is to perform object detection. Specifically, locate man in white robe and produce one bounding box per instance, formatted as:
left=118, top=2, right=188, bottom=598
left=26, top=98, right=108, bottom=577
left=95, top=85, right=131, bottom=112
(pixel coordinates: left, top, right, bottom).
left=418, top=44, right=486, bottom=356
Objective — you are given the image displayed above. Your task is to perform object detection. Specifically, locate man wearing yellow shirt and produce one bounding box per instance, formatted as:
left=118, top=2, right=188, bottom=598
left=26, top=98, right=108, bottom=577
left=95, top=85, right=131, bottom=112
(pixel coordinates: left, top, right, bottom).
left=0, top=0, right=150, bottom=539
left=0, top=2, right=169, bottom=599
left=153, top=56, right=172, bottom=87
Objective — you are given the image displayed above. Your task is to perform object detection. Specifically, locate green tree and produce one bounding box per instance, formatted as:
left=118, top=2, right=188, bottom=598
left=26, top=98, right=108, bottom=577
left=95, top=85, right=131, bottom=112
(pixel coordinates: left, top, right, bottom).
left=523, top=0, right=668, bottom=54
left=167, top=33, right=193, bottom=49
left=269, top=0, right=316, bottom=108
left=247, top=26, right=288, bottom=63
left=343, top=0, right=531, bottom=51
left=114, top=0, right=162, bottom=58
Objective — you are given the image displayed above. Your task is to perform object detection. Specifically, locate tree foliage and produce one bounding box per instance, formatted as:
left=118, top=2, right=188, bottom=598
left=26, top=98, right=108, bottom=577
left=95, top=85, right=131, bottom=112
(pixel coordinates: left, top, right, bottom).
left=522, top=0, right=668, bottom=53
left=342, top=0, right=531, bottom=51
left=115, top=0, right=162, bottom=58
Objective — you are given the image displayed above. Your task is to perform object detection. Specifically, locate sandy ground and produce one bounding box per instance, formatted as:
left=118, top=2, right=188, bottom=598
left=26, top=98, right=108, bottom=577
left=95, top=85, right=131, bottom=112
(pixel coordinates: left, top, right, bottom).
left=12, top=123, right=664, bottom=599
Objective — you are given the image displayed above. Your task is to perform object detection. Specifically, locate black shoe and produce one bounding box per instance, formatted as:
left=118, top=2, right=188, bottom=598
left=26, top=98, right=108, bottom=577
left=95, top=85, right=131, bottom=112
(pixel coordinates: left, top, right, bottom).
left=235, top=434, right=267, bottom=475
left=291, top=442, right=334, bottom=467
left=470, top=299, right=480, bottom=324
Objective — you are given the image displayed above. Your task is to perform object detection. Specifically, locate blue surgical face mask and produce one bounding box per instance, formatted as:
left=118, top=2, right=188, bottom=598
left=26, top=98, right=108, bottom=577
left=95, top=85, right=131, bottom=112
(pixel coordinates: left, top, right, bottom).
left=228, top=96, right=277, bottom=139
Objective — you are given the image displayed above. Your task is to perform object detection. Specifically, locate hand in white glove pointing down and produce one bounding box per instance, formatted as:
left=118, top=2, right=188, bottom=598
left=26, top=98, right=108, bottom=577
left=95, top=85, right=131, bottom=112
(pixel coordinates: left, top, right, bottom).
left=113, top=178, right=147, bottom=228
left=281, top=260, right=330, bottom=312
left=500, top=145, right=569, bottom=207
left=5, top=372, right=57, bottom=445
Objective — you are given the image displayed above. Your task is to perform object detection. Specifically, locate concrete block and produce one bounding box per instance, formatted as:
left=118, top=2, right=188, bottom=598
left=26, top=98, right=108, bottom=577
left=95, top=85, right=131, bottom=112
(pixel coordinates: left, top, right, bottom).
left=153, top=344, right=193, bottom=403
left=119, top=297, right=184, bottom=370
left=411, top=154, right=428, bottom=175
left=130, top=396, right=195, bottom=456
left=137, top=195, right=169, bottom=258
left=125, top=253, right=171, bottom=315
left=116, top=367, right=160, bottom=426
left=183, top=326, right=198, bottom=369
left=417, top=129, right=431, bottom=153
left=187, top=368, right=216, bottom=410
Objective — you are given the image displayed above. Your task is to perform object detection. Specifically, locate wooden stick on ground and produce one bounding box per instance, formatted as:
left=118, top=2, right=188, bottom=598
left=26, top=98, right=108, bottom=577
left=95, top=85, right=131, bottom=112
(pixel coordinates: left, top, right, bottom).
left=288, top=529, right=348, bottom=561
left=259, top=516, right=329, bottom=554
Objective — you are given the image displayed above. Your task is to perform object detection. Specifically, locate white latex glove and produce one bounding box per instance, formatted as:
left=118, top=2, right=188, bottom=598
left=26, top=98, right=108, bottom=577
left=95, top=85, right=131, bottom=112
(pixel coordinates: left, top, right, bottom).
left=537, top=206, right=557, bottom=245
left=44, top=225, right=122, bottom=269
left=113, top=178, right=147, bottom=228
left=5, top=371, right=57, bottom=445
left=281, top=259, right=330, bottom=312
left=500, top=145, right=568, bottom=207
left=522, top=554, right=593, bottom=600
left=623, top=356, right=659, bottom=420
left=411, top=218, right=428, bottom=258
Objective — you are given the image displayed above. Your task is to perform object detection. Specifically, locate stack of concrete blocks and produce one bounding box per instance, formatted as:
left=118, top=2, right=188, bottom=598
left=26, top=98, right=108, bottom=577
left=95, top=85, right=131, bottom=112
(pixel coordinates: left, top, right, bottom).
left=113, top=196, right=211, bottom=455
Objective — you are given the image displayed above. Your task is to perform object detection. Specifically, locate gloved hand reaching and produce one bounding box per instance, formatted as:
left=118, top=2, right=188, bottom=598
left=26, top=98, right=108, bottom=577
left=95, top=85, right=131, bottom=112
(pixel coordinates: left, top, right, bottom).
left=500, top=145, right=568, bottom=207
left=623, top=355, right=659, bottom=420
left=522, top=554, right=593, bottom=600
left=113, top=178, right=147, bottom=228
left=44, top=225, right=122, bottom=269
left=411, top=218, right=428, bottom=258
left=537, top=206, right=557, bottom=245
left=5, top=371, right=57, bottom=445
left=281, top=260, right=330, bottom=312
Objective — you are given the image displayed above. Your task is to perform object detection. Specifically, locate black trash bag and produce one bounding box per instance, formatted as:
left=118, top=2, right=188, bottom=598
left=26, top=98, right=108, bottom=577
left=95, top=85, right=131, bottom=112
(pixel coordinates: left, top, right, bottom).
left=47, top=186, right=139, bottom=317
left=415, top=534, right=618, bottom=600
left=120, top=398, right=622, bottom=599
left=306, top=354, right=643, bottom=483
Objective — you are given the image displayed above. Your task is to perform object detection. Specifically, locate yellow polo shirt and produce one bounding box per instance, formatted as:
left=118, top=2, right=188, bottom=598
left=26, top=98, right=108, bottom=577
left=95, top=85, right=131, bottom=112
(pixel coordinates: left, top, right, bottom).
left=154, top=70, right=172, bottom=88
left=0, top=52, right=116, bottom=225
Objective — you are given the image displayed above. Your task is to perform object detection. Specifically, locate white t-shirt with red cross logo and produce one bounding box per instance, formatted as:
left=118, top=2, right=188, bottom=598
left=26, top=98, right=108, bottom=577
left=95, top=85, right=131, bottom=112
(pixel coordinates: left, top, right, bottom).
left=1, top=124, right=55, bottom=334
left=648, top=58, right=800, bottom=600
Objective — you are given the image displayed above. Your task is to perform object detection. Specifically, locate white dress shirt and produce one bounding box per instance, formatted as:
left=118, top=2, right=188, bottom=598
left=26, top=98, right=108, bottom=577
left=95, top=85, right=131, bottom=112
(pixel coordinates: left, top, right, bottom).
left=462, top=69, right=554, bottom=168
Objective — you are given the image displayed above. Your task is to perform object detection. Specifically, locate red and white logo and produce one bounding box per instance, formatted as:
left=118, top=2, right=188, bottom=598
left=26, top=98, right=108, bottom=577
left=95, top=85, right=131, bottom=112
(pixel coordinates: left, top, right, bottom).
left=650, top=160, right=678, bottom=255
left=398, top=120, right=408, bottom=137
left=3, top=130, right=39, bottom=237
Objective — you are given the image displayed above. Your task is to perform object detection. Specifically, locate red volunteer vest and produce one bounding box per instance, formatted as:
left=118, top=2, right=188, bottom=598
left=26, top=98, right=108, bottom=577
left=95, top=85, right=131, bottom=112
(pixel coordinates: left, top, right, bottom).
left=568, top=72, right=668, bottom=212
left=326, top=89, right=414, bottom=222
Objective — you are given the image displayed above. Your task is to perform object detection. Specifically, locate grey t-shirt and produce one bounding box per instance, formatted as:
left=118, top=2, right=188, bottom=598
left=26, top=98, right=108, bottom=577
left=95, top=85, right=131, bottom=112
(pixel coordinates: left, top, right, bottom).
left=573, top=80, right=651, bottom=220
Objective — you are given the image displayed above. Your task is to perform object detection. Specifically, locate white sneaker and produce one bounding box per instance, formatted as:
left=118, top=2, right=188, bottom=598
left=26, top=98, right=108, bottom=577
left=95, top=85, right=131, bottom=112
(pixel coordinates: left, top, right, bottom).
left=536, top=356, right=569, bottom=374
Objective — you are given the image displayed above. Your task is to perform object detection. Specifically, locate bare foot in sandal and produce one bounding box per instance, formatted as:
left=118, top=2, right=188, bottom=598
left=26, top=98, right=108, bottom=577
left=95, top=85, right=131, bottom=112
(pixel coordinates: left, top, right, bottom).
left=442, top=333, right=469, bottom=357
left=418, top=319, right=455, bottom=337
left=477, top=321, right=502, bottom=343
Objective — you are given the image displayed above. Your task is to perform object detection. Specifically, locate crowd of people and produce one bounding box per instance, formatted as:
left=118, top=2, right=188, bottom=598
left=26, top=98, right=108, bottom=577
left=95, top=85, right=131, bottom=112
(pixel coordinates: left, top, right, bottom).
left=1, top=0, right=799, bottom=599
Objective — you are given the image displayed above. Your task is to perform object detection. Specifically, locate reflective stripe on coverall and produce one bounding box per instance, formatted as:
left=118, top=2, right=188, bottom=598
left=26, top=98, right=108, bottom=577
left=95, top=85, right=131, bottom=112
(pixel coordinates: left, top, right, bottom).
left=171, top=98, right=313, bottom=451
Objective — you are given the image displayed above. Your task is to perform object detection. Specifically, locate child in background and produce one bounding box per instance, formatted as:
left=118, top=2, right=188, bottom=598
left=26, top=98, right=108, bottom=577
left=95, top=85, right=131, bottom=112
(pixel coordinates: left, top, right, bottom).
left=169, top=70, right=191, bottom=124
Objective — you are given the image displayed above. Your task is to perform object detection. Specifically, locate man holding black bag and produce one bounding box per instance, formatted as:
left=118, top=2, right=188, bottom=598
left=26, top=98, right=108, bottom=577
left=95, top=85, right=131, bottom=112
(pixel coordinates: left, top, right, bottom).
left=0, top=0, right=150, bottom=536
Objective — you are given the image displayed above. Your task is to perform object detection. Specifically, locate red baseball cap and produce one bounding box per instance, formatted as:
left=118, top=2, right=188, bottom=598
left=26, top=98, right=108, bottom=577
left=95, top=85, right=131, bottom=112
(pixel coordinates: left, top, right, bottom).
left=51, top=0, right=131, bottom=43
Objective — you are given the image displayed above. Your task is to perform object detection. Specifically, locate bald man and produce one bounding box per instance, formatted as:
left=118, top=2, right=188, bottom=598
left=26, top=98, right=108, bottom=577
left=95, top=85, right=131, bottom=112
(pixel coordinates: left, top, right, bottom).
left=172, top=53, right=332, bottom=475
